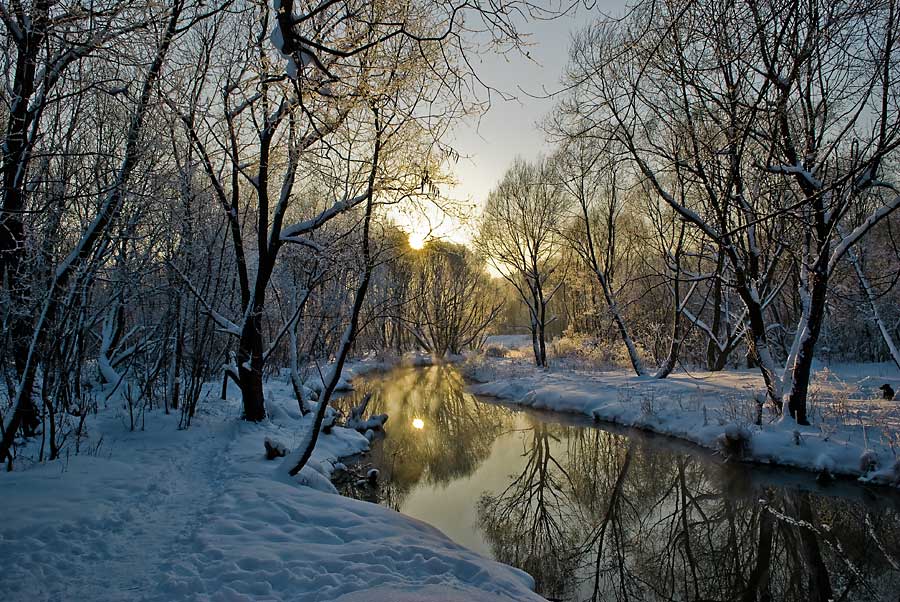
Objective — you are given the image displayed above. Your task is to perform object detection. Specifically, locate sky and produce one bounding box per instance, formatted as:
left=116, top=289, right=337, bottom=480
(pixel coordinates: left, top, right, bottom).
left=397, top=0, right=630, bottom=247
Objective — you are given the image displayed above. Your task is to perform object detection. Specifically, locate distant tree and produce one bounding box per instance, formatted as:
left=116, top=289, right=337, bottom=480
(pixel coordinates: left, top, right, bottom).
left=406, top=241, right=503, bottom=356
left=477, top=158, right=568, bottom=367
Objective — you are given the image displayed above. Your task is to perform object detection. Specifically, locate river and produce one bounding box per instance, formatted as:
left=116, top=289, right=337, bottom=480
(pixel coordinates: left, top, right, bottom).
left=333, top=365, right=900, bottom=602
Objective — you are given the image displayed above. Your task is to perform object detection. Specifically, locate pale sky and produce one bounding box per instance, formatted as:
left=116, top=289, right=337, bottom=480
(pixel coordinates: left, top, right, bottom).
left=397, top=1, right=630, bottom=247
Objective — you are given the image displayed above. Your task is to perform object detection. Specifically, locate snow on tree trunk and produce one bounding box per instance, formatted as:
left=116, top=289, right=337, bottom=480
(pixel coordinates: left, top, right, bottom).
left=237, top=313, right=267, bottom=422
left=847, top=242, right=900, bottom=370
left=786, top=269, right=829, bottom=425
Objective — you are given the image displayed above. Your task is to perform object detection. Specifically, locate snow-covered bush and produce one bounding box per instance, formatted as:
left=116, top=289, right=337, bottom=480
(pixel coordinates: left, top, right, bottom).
left=859, top=449, right=879, bottom=473
left=264, top=437, right=289, bottom=460
left=346, top=413, right=388, bottom=432
left=715, top=424, right=752, bottom=460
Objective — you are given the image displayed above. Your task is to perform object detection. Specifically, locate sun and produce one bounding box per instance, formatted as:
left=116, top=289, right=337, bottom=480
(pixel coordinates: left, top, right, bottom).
left=408, top=231, right=426, bottom=250
left=412, top=418, right=425, bottom=429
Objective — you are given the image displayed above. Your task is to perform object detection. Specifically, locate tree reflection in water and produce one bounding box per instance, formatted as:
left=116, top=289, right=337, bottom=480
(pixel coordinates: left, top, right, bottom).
left=335, top=365, right=508, bottom=509
left=478, top=424, right=583, bottom=601
left=339, top=366, right=900, bottom=602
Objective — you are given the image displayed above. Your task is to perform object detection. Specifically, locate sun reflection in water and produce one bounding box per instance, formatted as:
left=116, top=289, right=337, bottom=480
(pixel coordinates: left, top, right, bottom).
left=408, top=232, right=426, bottom=250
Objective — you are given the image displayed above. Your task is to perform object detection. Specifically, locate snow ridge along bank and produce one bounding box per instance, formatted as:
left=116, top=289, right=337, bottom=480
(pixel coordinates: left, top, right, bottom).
left=467, top=357, right=900, bottom=487
left=0, top=363, right=541, bottom=602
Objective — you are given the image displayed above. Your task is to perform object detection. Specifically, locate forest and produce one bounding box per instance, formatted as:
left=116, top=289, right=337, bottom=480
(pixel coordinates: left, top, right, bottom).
left=2, top=1, right=900, bottom=601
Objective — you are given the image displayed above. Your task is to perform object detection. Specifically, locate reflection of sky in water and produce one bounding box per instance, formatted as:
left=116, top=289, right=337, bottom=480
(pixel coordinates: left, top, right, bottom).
left=338, top=366, right=900, bottom=602
left=403, top=413, right=534, bottom=557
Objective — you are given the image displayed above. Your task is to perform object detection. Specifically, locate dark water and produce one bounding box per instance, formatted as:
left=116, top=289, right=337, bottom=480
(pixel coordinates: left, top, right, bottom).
left=334, top=365, right=900, bottom=602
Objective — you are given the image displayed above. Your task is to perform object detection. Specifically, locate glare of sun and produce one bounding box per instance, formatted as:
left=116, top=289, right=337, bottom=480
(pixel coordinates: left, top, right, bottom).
left=412, top=418, right=425, bottom=430
left=408, top=231, right=426, bottom=250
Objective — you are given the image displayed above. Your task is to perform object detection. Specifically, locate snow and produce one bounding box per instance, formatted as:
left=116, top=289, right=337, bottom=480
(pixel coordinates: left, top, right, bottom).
left=280, top=191, right=371, bottom=240
left=465, top=356, right=900, bottom=487
left=346, top=413, right=388, bottom=431
left=0, top=369, right=540, bottom=601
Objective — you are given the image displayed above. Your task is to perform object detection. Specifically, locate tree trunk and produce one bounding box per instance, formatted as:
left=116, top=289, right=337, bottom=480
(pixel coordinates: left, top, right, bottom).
left=737, top=285, right=783, bottom=408
left=1, top=7, right=52, bottom=441
left=706, top=256, right=726, bottom=371
left=786, top=270, right=828, bottom=425
left=710, top=347, right=730, bottom=371
left=530, top=321, right=542, bottom=367
left=170, top=301, right=183, bottom=411
left=538, top=301, right=548, bottom=367
left=529, top=288, right=544, bottom=367
left=237, top=313, right=266, bottom=422
left=654, top=305, right=682, bottom=379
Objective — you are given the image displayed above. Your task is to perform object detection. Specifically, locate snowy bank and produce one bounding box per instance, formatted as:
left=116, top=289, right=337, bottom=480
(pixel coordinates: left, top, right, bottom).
left=466, top=357, right=900, bottom=487
left=0, top=374, right=541, bottom=602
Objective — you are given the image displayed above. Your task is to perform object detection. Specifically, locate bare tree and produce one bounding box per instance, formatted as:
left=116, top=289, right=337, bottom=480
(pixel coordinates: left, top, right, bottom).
left=0, top=0, right=179, bottom=443
left=477, top=158, right=568, bottom=367
left=405, top=241, right=503, bottom=356
left=561, top=0, right=900, bottom=423
left=553, top=138, right=651, bottom=375
left=168, top=0, right=547, bottom=421
left=1, top=1, right=193, bottom=466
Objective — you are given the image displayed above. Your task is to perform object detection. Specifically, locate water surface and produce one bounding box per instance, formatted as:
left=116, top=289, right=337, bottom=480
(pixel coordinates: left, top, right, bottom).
left=335, top=366, right=900, bottom=602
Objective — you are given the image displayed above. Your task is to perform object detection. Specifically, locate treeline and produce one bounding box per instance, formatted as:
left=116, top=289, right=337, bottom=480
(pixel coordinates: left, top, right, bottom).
left=478, top=0, right=900, bottom=425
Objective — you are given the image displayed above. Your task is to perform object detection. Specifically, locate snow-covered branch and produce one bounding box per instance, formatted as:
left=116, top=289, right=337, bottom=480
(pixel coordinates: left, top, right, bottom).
left=167, top=263, right=242, bottom=337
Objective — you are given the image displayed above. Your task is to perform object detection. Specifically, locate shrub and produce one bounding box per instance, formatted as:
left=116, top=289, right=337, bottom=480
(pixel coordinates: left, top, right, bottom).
left=716, top=424, right=752, bottom=460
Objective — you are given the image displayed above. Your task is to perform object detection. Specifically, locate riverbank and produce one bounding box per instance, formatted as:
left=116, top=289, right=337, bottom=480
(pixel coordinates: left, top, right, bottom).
left=334, top=364, right=900, bottom=601
left=464, top=353, right=900, bottom=487
left=0, top=368, right=541, bottom=602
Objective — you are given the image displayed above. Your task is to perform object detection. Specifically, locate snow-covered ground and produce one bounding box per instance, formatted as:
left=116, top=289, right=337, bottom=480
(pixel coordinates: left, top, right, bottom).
left=468, top=339, right=900, bottom=487
left=0, top=365, right=540, bottom=602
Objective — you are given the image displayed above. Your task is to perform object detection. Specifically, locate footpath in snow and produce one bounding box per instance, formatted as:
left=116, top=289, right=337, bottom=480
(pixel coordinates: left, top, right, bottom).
left=466, top=347, right=900, bottom=488
left=0, top=358, right=541, bottom=602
